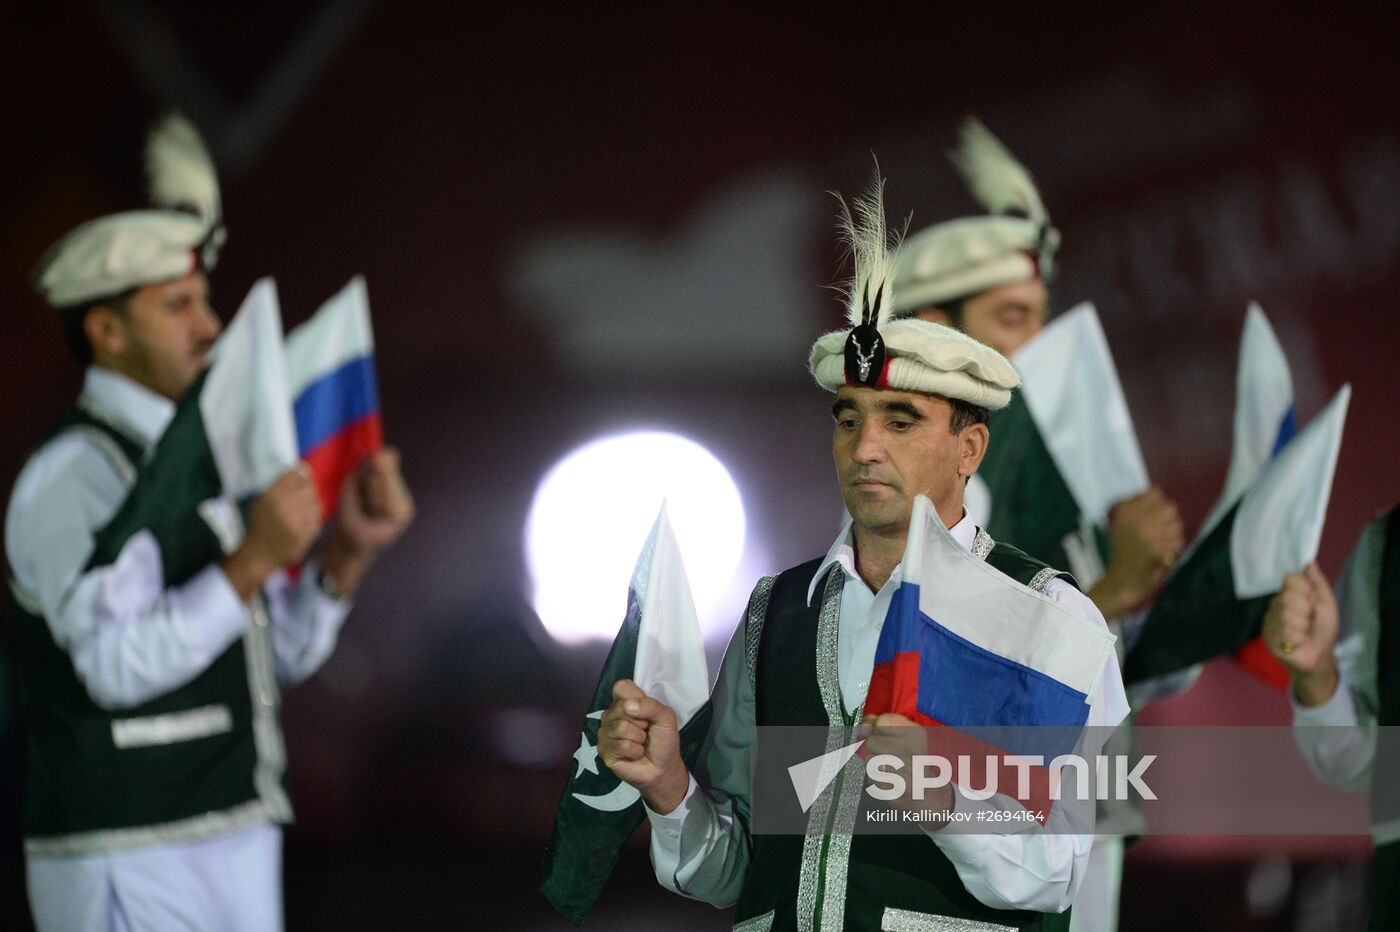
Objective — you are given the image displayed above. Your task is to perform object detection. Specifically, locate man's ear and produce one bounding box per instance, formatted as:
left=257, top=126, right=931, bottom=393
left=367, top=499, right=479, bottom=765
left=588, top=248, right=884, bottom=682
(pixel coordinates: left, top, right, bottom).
left=84, top=305, right=129, bottom=362
left=958, top=423, right=989, bottom=480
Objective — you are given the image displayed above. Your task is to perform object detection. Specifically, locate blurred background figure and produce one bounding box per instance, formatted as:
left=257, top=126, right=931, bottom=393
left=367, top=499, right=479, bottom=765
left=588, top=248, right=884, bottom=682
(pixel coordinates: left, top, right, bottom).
left=1, top=4, right=1396, bottom=929
left=1265, top=505, right=1400, bottom=931
left=5, top=112, right=413, bottom=930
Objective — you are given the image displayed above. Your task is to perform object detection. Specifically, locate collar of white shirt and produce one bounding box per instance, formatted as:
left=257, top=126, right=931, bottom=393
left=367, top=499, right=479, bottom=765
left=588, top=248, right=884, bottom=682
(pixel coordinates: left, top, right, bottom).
left=79, top=366, right=176, bottom=450
left=806, top=508, right=978, bottom=605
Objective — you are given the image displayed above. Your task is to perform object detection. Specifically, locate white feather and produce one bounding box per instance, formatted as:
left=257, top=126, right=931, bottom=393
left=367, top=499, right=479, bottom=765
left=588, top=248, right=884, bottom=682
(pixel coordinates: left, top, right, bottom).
left=145, top=113, right=220, bottom=224
left=948, top=118, right=1046, bottom=225
left=835, top=170, right=902, bottom=329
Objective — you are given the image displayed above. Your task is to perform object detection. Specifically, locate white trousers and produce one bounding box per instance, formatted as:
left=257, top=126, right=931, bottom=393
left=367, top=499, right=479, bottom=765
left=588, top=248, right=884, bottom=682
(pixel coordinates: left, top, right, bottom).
left=27, top=823, right=282, bottom=932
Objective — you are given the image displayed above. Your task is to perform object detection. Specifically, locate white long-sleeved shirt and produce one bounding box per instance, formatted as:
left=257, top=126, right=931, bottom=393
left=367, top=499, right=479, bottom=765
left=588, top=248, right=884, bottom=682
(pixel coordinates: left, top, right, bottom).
left=4, top=366, right=349, bottom=711
left=646, top=511, right=1130, bottom=916
left=1290, top=514, right=1392, bottom=840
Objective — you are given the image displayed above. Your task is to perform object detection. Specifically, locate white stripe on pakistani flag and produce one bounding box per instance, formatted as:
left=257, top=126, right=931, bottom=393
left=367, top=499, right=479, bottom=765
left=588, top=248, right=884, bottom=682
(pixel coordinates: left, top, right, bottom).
left=1012, top=303, right=1149, bottom=527
left=285, top=276, right=376, bottom=398
left=903, top=496, right=1116, bottom=700
left=1231, top=384, right=1350, bottom=599
left=1201, top=302, right=1296, bottom=540
left=200, top=277, right=299, bottom=500
left=631, top=501, right=710, bottom=728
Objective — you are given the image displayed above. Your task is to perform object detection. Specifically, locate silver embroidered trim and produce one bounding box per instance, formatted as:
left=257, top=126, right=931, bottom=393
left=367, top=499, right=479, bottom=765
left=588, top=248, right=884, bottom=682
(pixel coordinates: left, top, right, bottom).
left=814, top=568, right=846, bottom=726
left=797, top=568, right=848, bottom=931
left=25, top=798, right=275, bottom=858
left=63, top=423, right=138, bottom=485
left=1027, top=566, right=1061, bottom=594
left=879, top=906, right=1013, bottom=929
left=820, top=697, right=866, bottom=931
left=74, top=396, right=149, bottom=460
left=881, top=908, right=1017, bottom=931
left=245, top=594, right=293, bottom=822
left=972, top=528, right=995, bottom=561
left=734, top=910, right=776, bottom=932
left=745, top=575, right=777, bottom=697
left=111, top=703, right=232, bottom=749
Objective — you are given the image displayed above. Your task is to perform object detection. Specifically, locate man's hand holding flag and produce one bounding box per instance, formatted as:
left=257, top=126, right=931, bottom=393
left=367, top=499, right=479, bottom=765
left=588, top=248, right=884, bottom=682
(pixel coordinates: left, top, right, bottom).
left=541, top=502, right=714, bottom=925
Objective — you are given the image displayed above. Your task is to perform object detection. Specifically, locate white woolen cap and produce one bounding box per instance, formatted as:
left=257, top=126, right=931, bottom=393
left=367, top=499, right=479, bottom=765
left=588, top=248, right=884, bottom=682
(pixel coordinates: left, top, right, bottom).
left=809, top=318, right=1020, bottom=409
left=889, top=215, right=1057, bottom=315
left=34, top=210, right=222, bottom=307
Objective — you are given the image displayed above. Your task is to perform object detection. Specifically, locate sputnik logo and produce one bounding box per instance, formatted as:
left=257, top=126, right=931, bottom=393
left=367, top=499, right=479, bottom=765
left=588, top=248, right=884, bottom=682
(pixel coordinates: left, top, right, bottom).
left=788, top=740, right=864, bottom=813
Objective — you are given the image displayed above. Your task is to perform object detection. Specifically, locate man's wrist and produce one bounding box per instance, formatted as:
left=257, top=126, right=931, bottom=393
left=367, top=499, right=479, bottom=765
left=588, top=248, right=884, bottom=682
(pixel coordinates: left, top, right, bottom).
left=641, top=765, right=691, bottom=816
left=318, top=531, right=373, bottom=598
left=1087, top=576, right=1128, bottom=620
left=220, top=548, right=277, bottom=602
left=1292, top=657, right=1340, bottom=708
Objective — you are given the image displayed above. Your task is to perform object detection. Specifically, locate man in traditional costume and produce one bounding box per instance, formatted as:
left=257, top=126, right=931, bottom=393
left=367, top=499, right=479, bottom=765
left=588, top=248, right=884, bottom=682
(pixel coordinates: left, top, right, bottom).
left=596, top=179, right=1128, bottom=930
left=890, top=120, right=1187, bottom=931
left=5, top=114, right=413, bottom=931
left=891, top=118, right=1183, bottom=633
left=1263, top=505, right=1400, bottom=930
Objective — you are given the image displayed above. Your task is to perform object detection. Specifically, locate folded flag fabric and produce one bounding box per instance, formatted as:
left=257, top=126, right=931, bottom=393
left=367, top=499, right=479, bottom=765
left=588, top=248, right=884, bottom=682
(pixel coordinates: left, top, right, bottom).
left=864, top=496, right=1116, bottom=819
left=541, top=502, right=714, bottom=925
left=1201, top=303, right=1299, bottom=539
left=284, top=276, right=382, bottom=517
left=974, top=303, right=1148, bottom=585
left=1199, top=304, right=1299, bottom=688
left=90, top=275, right=297, bottom=576
left=1124, top=385, right=1350, bottom=684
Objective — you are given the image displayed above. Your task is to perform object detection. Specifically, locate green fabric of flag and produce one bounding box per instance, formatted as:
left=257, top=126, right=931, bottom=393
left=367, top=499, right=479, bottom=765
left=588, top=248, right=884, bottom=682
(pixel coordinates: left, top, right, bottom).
left=540, top=587, right=712, bottom=924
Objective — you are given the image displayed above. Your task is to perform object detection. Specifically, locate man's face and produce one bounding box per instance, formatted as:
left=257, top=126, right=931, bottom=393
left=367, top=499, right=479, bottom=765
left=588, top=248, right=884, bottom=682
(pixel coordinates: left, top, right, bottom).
left=832, top=386, right=986, bottom=536
left=92, top=271, right=220, bottom=401
left=914, top=277, right=1047, bottom=358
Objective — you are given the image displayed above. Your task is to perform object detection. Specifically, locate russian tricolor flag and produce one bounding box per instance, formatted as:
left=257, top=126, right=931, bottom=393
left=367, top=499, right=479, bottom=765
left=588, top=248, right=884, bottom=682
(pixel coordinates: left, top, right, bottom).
left=864, top=496, right=1116, bottom=819
left=285, top=276, right=383, bottom=516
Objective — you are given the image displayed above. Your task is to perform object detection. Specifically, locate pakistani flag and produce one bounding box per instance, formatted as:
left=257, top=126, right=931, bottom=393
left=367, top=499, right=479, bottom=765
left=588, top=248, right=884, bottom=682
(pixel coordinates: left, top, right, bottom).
left=88, top=277, right=297, bottom=572
left=1123, top=385, right=1350, bottom=684
left=974, top=303, right=1149, bottom=586
left=541, top=502, right=715, bottom=925
left=1200, top=303, right=1298, bottom=538
left=1200, top=304, right=1299, bottom=687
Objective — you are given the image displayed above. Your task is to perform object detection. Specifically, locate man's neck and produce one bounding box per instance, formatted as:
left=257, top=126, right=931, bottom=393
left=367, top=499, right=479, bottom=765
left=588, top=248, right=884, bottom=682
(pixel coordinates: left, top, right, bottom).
left=852, top=498, right=964, bottom=593
left=851, top=525, right=905, bottom=593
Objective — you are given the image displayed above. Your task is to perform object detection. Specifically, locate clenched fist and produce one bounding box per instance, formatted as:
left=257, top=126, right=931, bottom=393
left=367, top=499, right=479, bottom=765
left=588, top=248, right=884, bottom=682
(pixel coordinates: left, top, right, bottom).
left=1262, top=563, right=1340, bottom=706
left=597, top=679, right=689, bottom=814
left=318, top=448, right=416, bottom=597
left=222, top=467, right=323, bottom=600
left=1089, top=486, right=1185, bottom=619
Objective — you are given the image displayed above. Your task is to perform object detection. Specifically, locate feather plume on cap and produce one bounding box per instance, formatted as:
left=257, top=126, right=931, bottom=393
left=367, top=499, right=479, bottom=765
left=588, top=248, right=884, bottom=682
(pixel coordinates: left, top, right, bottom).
left=145, top=113, right=221, bottom=226
left=834, top=171, right=903, bottom=330
left=830, top=170, right=905, bottom=386
left=948, top=117, right=1047, bottom=226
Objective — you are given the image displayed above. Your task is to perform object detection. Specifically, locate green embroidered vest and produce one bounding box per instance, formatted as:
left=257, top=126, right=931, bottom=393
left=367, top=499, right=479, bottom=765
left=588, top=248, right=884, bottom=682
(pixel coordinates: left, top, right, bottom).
left=7, top=406, right=290, bottom=857
left=731, top=534, right=1076, bottom=931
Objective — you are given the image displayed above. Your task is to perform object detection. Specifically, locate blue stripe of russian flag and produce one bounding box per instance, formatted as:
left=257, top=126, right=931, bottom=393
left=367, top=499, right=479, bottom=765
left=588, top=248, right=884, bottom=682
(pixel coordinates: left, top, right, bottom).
left=1270, top=406, right=1297, bottom=457
left=293, top=356, right=380, bottom=455
left=874, top=583, right=1091, bottom=758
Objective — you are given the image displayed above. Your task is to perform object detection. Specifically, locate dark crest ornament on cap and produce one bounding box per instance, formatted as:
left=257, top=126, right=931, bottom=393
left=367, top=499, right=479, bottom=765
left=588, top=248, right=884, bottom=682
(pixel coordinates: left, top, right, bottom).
left=843, top=283, right=887, bottom=387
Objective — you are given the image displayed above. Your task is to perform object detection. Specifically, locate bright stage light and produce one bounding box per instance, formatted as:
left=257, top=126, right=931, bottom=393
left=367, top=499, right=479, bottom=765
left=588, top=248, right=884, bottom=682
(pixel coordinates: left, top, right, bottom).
left=525, top=431, right=747, bottom=645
